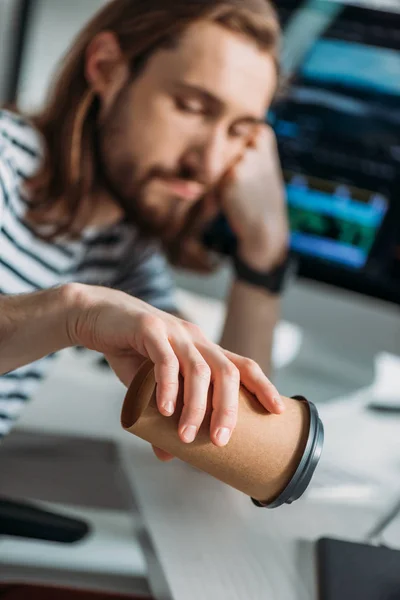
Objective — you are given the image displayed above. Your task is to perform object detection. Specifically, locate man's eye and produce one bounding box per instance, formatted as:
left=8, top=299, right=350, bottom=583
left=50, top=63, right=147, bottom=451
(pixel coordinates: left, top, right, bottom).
left=176, top=97, right=204, bottom=114
left=230, top=124, right=254, bottom=138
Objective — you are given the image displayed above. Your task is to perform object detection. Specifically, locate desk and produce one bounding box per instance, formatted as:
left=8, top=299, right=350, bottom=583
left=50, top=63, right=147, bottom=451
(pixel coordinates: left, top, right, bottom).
left=118, top=381, right=400, bottom=600
left=115, top=292, right=400, bottom=599
left=10, top=290, right=400, bottom=600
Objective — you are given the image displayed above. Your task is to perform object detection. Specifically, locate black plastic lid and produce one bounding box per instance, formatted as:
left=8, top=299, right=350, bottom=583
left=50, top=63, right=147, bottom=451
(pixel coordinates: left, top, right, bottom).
left=251, top=396, right=324, bottom=509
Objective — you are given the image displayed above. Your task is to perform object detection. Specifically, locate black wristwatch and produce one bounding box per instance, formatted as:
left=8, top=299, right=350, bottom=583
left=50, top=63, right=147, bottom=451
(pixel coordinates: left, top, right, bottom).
left=233, top=252, right=292, bottom=295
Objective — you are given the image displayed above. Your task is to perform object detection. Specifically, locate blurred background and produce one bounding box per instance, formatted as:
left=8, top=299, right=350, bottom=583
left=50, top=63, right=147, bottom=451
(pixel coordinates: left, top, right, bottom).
left=1, top=1, right=400, bottom=598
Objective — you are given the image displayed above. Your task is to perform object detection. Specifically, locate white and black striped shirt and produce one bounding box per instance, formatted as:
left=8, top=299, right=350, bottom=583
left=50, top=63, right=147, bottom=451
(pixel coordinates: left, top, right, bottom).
left=0, top=109, right=177, bottom=438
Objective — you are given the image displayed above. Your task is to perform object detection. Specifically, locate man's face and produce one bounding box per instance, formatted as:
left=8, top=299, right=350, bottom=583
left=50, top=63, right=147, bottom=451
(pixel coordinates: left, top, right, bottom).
left=96, top=21, right=277, bottom=239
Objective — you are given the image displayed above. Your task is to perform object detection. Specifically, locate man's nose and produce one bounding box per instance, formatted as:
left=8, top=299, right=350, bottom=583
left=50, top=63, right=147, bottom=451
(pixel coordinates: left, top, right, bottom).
left=182, top=127, right=231, bottom=185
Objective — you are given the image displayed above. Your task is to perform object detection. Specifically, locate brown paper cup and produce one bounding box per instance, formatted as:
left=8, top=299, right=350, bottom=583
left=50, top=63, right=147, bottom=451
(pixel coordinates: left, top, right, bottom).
left=121, top=360, right=311, bottom=505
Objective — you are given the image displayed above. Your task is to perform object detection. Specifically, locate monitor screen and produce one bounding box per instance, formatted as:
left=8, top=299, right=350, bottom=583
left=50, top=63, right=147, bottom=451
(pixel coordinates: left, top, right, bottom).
left=271, top=0, right=400, bottom=304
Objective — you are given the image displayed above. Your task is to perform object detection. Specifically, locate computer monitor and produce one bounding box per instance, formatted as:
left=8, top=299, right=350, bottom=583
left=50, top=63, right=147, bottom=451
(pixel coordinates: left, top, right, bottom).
left=271, top=0, right=400, bottom=305
left=271, top=0, right=400, bottom=402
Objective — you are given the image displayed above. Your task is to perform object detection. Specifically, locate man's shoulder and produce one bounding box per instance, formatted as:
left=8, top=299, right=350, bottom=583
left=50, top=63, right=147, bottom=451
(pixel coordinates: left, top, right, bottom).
left=0, top=109, right=43, bottom=178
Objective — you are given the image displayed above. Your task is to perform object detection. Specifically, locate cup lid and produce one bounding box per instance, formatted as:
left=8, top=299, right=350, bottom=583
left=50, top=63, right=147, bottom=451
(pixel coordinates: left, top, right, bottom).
left=252, top=396, right=324, bottom=509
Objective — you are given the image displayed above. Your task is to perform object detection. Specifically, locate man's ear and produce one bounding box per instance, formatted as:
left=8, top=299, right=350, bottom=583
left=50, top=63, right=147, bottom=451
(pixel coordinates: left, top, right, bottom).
left=85, top=31, right=129, bottom=111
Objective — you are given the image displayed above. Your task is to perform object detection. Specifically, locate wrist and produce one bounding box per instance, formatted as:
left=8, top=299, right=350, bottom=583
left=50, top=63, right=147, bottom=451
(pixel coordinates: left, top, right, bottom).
left=36, top=284, right=82, bottom=351
left=238, top=245, right=287, bottom=272
left=61, top=282, right=97, bottom=347
left=238, top=227, right=289, bottom=272
left=237, top=238, right=289, bottom=272
left=233, top=251, right=291, bottom=295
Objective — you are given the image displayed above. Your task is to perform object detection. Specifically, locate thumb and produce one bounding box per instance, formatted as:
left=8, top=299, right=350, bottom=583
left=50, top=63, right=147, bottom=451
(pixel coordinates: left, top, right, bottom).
left=152, top=446, right=175, bottom=462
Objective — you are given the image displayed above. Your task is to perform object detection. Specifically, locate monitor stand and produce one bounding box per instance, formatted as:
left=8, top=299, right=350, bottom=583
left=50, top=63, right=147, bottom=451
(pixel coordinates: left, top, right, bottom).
left=274, top=280, right=400, bottom=404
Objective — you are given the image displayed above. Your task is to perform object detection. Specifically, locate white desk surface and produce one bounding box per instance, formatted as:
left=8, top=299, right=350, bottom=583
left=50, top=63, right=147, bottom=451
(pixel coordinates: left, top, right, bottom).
left=118, top=340, right=400, bottom=600
left=119, top=390, right=400, bottom=600
left=118, top=290, right=400, bottom=599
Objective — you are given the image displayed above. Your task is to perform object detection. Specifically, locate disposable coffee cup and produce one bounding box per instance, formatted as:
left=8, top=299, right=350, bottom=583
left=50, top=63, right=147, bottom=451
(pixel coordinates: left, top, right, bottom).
left=121, top=360, right=323, bottom=508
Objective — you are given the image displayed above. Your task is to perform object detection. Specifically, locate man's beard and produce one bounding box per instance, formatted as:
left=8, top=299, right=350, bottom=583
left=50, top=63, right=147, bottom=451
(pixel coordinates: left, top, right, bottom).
left=94, top=134, right=213, bottom=248
left=94, top=139, right=217, bottom=270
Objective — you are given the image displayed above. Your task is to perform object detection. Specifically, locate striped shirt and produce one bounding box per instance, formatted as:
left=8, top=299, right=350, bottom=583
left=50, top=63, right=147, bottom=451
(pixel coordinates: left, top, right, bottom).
left=0, top=109, right=177, bottom=438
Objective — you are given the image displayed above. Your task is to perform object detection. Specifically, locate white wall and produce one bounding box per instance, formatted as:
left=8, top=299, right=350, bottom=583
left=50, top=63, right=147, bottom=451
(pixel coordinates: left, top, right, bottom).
left=18, top=0, right=103, bottom=111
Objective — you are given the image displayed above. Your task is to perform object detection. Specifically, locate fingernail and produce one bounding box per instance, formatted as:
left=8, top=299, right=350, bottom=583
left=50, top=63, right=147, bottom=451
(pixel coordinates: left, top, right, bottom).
left=182, top=425, right=197, bottom=443
left=216, top=427, right=231, bottom=446
left=274, top=396, right=285, bottom=410
left=163, top=401, right=175, bottom=416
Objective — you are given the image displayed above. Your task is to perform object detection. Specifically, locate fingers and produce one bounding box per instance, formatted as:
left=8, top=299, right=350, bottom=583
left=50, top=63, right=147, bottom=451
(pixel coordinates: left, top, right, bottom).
left=222, top=349, right=284, bottom=414
left=143, top=315, right=233, bottom=447
left=176, top=346, right=211, bottom=444
left=138, top=314, right=283, bottom=457
left=175, top=341, right=240, bottom=448
left=197, top=343, right=240, bottom=448
left=138, top=314, right=180, bottom=417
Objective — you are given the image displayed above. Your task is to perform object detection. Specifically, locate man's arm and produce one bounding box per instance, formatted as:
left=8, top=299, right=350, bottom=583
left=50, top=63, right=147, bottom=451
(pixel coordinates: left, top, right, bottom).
left=0, top=283, right=282, bottom=448
left=220, top=281, right=280, bottom=376
left=218, top=128, right=288, bottom=377
left=0, top=286, right=73, bottom=375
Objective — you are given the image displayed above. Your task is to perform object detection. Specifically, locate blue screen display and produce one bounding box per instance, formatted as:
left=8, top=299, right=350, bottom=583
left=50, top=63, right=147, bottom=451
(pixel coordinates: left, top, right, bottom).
left=286, top=178, right=388, bottom=269
left=302, top=40, right=400, bottom=97
left=272, top=2, right=399, bottom=272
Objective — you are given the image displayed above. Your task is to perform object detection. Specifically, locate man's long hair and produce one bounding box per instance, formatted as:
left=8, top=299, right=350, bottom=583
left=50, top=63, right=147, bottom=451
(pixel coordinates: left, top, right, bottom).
left=24, top=0, right=280, bottom=246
